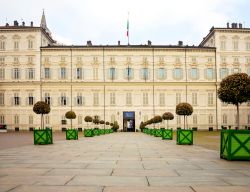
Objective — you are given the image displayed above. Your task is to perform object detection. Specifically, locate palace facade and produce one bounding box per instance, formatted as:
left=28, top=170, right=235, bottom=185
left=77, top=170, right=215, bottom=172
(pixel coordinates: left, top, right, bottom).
left=0, top=13, right=249, bottom=131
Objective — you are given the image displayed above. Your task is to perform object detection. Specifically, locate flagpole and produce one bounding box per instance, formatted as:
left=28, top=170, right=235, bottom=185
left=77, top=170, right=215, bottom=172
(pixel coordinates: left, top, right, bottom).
left=127, top=12, right=129, bottom=45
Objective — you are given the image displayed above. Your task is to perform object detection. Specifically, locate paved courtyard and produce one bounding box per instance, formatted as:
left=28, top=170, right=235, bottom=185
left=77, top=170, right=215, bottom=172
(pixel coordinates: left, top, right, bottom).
left=0, top=132, right=249, bottom=192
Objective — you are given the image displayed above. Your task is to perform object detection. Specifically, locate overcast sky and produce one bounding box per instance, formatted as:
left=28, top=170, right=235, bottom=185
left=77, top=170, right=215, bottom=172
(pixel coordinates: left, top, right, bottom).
left=0, top=0, right=249, bottom=45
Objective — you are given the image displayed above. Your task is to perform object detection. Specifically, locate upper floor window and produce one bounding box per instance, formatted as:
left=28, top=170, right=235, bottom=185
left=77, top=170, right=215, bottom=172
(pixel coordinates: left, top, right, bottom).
left=28, top=93, right=34, bottom=105
left=14, top=41, right=19, bottom=50
left=124, top=67, right=134, bottom=80
left=13, top=68, right=20, bottom=79
left=205, top=68, right=214, bottom=80
left=93, top=68, right=98, bottom=80
left=28, top=39, right=33, bottom=49
left=93, top=93, right=99, bottom=106
left=208, top=114, right=213, bottom=124
left=110, top=92, right=116, bottom=105
left=190, top=68, right=198, bottom=80
left=14, top=115, right=19, bottom=124
left=28, top=56, right=33, bottom=64
left=60, top=67, right=66, bottom=79
left=14, top=93, right=20, bottom=106
left=141, top=68, right=149, bottom=80
left=45, top=93, right=51, bottom=105
left=76, top=93, right=84, bottom=106
left=14, top=57, right=19, bottom=64
left=173, top=68, right=183, bottom=80
left=126, top=93, right=132, bottom=105
left=233, top=41, right=238, bottom=51
left=220, top=68, right=228, bottom=79
left=233, top=57, right=239, bottom=64
left=208, top=92, right=213, bottom=106
left=0, top=41, right=5, bottom=50
left=159, top=93, right=165, bottom=106
left=0, top=92, right=4, bottom=106
left=0, top=57, right=5, bottom=64
left=176, top=93, right=181, bottom=105
left=220, top=41, right=226, bottom=51
left=0, top=115, right=5, bottom=124
left=246, top=42, right=250, bottom=51
left=221, top=57, right=226, bottom=64
left=60, top=93, right=67, bottom=106
left=44, top=68, right=51, bottom=79
left=0, top=69, right=5, bottom=80
left=143, top=93, right=148, bottom=105
left=76, top=68, right=83, bottom=80
left=192, top=93, right=197, bottom=106
left=157, top=68, right=166, bottom=80
left=27, top=68, right=35, bottom=79
left=109, top=68, right=116, bottom=80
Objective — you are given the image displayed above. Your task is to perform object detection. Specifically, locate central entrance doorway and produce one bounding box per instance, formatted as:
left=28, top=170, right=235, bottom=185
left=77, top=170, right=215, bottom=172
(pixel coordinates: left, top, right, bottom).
left=123, top=111, right=135, bottom=132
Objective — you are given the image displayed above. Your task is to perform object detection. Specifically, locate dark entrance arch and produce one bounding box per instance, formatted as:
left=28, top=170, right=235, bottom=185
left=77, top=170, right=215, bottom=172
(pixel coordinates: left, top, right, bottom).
left=123, top=111, right=135, bottom=132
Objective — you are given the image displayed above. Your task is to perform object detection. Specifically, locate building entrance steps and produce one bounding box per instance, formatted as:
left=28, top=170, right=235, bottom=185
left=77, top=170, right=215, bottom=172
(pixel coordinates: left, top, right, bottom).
left=0, top=132, right=249, bottom=192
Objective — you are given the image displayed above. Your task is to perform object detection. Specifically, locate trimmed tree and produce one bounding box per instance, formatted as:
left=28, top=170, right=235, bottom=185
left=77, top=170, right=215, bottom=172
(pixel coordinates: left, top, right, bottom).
left=139, top=121, right=146, bottom=131
left=65, top=111, right=76, bottom=129
left=84, top=116, right=93, bottom=128
left=100, top=120, right=105, bottom=129
left=112, top=121, right=119, bottom=132
left=218, top=73, right=250, bottom=129
left=92, top=116, right=100, bottom=128
left=176, top=102, right=193, bottom=129
left=33, top=101, right=50, bottom=129
left=153, top=115, right=162, bottom=129
left=162, top=112, right=174, bottom=129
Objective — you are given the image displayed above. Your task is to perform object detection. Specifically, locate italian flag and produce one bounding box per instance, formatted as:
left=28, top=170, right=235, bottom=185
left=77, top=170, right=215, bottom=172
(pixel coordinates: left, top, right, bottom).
left=127, top=18, right=129, bottom=37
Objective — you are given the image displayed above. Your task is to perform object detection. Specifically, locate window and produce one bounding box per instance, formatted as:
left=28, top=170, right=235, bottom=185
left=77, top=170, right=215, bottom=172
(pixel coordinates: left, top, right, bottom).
left=232, top=68, right=240, bottom=74
left=0, top=41, right=5, bottom=50
left=233, top=41, right=238, bottom=51
left=193, top=114, right=197, bottom=124
left=233, top=57, right=239, bottom=64
left=141, top=68, right=149, bottom=80
left=76, top=93, right=83, bottom=106
left=60, top=56, right=66, bottom=62
left=143, top=93, right=148, bottom=105
left=0, top=57, right=5, bottom=64
left=0, top=68, right=5, bottom=80
left=14, top=115, right=19, bottom=124
left=109, top=68, right=116, bottom=80
left=110, top=92, right=116, bottom=105
left=222, top=114, right=227, bottom=124
left=76, top=68, right=83, bottom=79
left=208, top=114, right=213, bottom=124
left=221, top=57, right=226, bottom=64
left=220, top=68, right=228, bottom=79
left=27, top=68, right=35, bottom=79
left=14, top=41, right=19, bottom=50
left=246, top=42, right=250, bottom=51
left=207, top=57, right=212, bottom=63
left=190, top=68, right=198, bottom=79
left=175, top=57, right=181, bottom=64
left=14, top=93, right=20, bottom=106
left=44, top=57, right=49, bottom=63
left=93, top=68, right=98, bottom=80
left=78, top=115, right=82, bottom=124
left=191, top=57, right=196, bottom=63
left=14, top=57, right=19, bottom=64
left=192, top=93, right=197, bottom=106
left=60, top=67, right=66, bottom=79
left=29, top=115, right=33, bottom=125
left=0, top=115, right=4, bottom=124
left=173, top=68, right=182, bottom=79
left=157, top=68, right=166, bottom=80
left=45, top=93, right=51, bottom=105
left=0, top=92, right=4, bottom=105
left=248, top=68, right=250, bottom=76
left=176, top=93, right=181, bottom=105
left=208, top=93, right=213, bottom=106
left=45, top=116, right=50, bottom=124
left=28, top=39, right=33, bottom=49
left=205, top=68, right=214, bottom=79
left=124, top=67, right=134, bottom=79
left=60, top=93, right=67, bottom=106
left=13, top=68, right=20, bottom=79
left=220, top=41, right=226, bottom=51
left=93, top=93, right=99, bottom=106
left=28, top=93, right=34, bottom=105
left=159, top=93, right=165, bottom=106
left=126, top=93, right=132, bottom=105
left=28, top=56, right=33, bottom=64
left=44, top=68, right=50, bottom=79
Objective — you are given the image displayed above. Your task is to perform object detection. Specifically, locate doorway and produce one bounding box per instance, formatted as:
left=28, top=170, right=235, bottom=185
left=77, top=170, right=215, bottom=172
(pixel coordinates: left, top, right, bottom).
left=123, top=111, right=135, bottom=132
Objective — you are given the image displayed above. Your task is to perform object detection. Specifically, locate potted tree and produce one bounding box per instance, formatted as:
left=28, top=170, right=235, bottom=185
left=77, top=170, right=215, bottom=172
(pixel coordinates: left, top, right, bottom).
left=162, top=112, right=174, bottom=140
left=84, top=116, right=94, bottom=137
left=218, top=73, right=250, bottom=160
left=65, top=111, right=78, bottom=140
left=33, top=101, right=52, bottom=145
left=153, top=115, right=163, bottom=137
left=109, top=123, right=114, bottom=134
left=139, top=121, right=146, bottom=133
left=99, top=120, right=105, bottom=135
left=112, top=121, right=119, bottom=132
left=176, top=102, right=193, bottom=145
left=103, top=121, right=109, bottom=135
left=92, top=116, right=100, bottom=136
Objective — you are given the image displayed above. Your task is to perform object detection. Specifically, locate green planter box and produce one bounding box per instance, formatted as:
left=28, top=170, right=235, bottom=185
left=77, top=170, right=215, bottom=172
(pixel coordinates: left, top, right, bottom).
left=84, top=129, right=94, bottom=137
left=220, top=130, right=250, bottom=161
left=105, top=129, right=110, bottom=134
left=99, top=129, right=105, bottom=135
left=34, top=128, right=53, bottom=145
left=154, top=129, right=162, bottom=137
left=162, top=129, right=173, bottom=140
left=150, top=129, right=155, bottom=136
left=66, top=129, right=78, bottom=140
left=176, top=129, right=193, bottom=145
left=93, top=128, right=100, bottom=136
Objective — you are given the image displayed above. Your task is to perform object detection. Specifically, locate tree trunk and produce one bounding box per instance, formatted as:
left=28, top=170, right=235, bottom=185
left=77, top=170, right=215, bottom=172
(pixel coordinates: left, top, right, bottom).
left=71, top=119, right=72, bottom=129
left=237, top=103, right=240, bottom=130
left=184, top=116, right=186, bottom=129
left=41, top=114, right=44, bottom=129
left=167, top=120, right=169, bottom=129
left=186, top=116, right=188, bottom=129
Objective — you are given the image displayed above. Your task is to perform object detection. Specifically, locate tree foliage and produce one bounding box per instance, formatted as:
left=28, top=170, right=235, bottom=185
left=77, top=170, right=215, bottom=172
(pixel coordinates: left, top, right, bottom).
left=139, top=121, right=146, bottom=130
left=218, top=73, right=250, bottom=105
left=112, top=121, right=119, bottom=131
left=84, top=116, right=93, bottom=123
left=33, top=101, right=50, bottom=115
left=153, top=115, right=162, bottom=124
left=99, top=120, right=105, bottom=124
left=105, top=121, right=110, bottom=125
left=176, top=102, right=193, bottom=116
left=162, top=112, right=174, bottom=120
left=65, top=111, right=76, bottom=119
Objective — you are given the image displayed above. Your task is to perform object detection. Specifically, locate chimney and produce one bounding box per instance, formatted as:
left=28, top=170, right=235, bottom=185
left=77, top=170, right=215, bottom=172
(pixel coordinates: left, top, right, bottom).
left=118, top=40, right=120, bottom=46
left=235, top=23, right=238, bottom=28
left=87, top=41, right=92, bottom=46
left=30, top=21, right=33, bottom=27
left=5, top=23, right=9, bottom=27
left=239, top=23, right=242, bottom=28
left=14, top=20, right=18, bottom=26
left=227, top=22, right=230, bottom=28
left=231, top=23, right=234, bottom=28
left=178, top=41, right=183, bottom=46
left=22, top=21, right=25, bottom=26
left=148, top=40, right=152, bottom=46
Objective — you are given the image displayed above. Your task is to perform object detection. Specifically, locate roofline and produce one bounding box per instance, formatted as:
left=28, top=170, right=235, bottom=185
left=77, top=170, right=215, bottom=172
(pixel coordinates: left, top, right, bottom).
left=199, top=27, right=250, bottom=46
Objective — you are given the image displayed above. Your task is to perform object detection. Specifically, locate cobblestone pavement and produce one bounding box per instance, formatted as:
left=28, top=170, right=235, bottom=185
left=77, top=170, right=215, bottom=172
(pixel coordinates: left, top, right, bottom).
left=0, top=132, right=249, bottom=192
